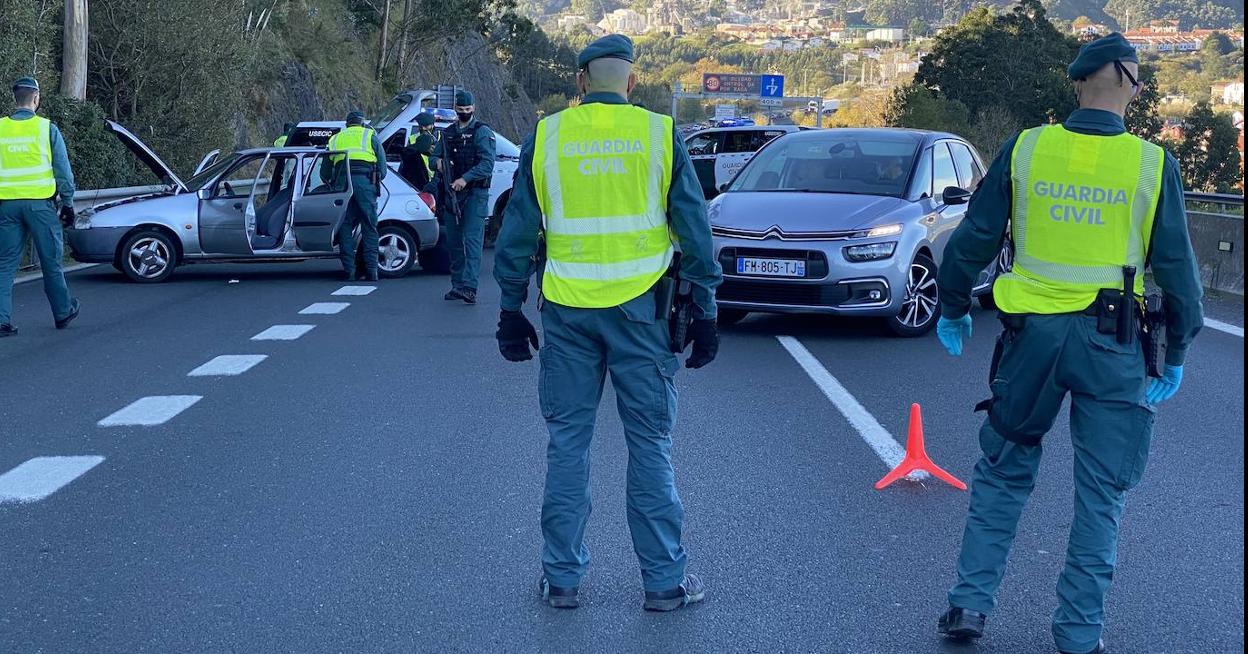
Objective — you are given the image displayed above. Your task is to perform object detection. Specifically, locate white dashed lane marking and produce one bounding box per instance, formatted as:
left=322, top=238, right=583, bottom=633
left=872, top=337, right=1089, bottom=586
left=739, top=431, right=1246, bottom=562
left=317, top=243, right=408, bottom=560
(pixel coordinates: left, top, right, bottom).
left=777, top=336, right=925, bottom=479
left=252, top=325, right=316, bottom=341
left=98, top=395, right=203, bottom=427
left=332, top=286, right=377, bottom=296
left=188, top=355, right=268, bottom=377
left=299, top=302, right=350, bottom=315
left=0, top=456, right=106, bottom=504
left=1205, top=318, right=1244, bottom=338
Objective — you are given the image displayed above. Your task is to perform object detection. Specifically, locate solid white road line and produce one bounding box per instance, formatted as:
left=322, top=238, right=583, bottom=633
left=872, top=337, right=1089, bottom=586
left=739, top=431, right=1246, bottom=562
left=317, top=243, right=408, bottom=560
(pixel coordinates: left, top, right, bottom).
left=0, top=456, right=106, bottom=504
left=299, top=302, right=350, bottom=315
left=251, top=324, right=315, bottom=341
left=1204, top=318, right=1244, bottom=338
left=188, top=354, right=268, bottom=377
left=777, top=336, right=924, bottom=477
left=332, top=285, right=377, bottom=296
left=98, top=395, right=203, bottom=427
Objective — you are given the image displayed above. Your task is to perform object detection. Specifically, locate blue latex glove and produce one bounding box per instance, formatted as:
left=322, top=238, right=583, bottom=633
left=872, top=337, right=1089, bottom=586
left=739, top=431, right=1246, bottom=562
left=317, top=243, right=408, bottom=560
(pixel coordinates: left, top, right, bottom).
left=936, top=314, right=973, bottom=356
left=1145, top=365, right=1183, bottom=404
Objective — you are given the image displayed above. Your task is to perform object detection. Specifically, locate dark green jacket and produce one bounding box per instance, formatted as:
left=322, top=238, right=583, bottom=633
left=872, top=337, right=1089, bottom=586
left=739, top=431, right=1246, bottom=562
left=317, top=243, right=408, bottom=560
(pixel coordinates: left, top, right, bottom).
left=937, top=108, right=1203, bottom=366
left=432, top=117, right=496, bottom=184
left=493, top=92, right=723, bottom=318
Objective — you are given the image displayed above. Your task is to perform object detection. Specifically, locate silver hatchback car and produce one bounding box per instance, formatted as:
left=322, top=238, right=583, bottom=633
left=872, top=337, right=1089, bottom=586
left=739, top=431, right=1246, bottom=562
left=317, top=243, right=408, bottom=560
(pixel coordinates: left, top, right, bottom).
left=709, top=128, right=1003, bottom=336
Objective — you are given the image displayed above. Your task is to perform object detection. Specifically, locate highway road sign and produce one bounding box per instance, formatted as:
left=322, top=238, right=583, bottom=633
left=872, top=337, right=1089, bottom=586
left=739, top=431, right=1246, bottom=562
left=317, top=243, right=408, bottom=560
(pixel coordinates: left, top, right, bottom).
left=760, top=74, right=785, bottom=98
left=702, top=73, right=761, bottom=95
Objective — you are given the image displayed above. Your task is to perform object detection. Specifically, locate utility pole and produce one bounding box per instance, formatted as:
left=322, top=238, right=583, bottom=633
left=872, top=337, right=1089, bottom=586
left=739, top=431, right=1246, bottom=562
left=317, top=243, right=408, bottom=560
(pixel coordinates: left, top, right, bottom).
left=376, top=0, right=392, bottom=81
left=61, top=0, right=88, bottom=99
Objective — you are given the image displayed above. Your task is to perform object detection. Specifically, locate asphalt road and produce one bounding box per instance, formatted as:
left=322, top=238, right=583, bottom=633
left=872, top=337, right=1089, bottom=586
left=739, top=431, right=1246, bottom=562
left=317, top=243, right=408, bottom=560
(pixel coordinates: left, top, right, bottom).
left=1, top=260, right=1243, bottom=653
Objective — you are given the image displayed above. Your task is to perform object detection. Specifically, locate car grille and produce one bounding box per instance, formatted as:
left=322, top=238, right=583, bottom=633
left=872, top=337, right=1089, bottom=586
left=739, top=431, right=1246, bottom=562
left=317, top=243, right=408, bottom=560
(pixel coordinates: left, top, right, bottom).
left=718, top=279, right=850, bottom=307
left=718, top=247, right=829, bottom=279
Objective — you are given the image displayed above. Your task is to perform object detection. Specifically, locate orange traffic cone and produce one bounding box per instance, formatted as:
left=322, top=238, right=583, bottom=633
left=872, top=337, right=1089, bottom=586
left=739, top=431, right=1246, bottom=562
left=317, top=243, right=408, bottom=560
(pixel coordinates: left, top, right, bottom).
left=875, top=403, right=967, bottom=491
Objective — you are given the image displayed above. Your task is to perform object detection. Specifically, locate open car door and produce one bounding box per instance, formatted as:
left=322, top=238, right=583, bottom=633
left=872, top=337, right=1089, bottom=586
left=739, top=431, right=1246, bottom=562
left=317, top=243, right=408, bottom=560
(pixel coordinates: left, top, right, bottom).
left=292, top=151, right=353, bottom=253
left=198, top=154, right=265, bottom=255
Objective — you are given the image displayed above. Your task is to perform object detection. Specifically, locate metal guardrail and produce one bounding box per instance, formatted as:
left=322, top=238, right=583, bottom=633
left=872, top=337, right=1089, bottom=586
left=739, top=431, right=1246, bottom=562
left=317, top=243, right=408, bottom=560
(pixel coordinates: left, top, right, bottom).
left=1183, top=192, right=1244, bottom=295
left=72, top=185, right=168, bottom=212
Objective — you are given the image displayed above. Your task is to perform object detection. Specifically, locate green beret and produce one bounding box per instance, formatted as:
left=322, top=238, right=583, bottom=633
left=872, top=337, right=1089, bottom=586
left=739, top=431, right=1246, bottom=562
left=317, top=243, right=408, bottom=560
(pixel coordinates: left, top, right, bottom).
left=12, top=77, right=39, bottom=92
left=454, top=90, right=475, bottom=107
left=577, top=34, right=635, bottom=69
left=415, top=111, right=436, bottom=127
left=1068, top=32, right=1138, bottom=80
left=345, top=111, right=366, bottom=125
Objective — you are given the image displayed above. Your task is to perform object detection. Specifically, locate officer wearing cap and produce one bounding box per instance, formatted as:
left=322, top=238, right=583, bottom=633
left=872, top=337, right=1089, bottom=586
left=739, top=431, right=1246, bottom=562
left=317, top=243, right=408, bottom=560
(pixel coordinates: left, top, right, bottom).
left=273, top=122, right=295, bottom=147
left=398, top=112, right=438, bottom=190
left=493, top=34, right=722, bottom=611
left=0, top=76, right=81, bottom=337
left=326, top=111, right=386, bottom=281
left=432, top=90, right=495, bottom=304
left=933, top=33, right=1203, bottom=654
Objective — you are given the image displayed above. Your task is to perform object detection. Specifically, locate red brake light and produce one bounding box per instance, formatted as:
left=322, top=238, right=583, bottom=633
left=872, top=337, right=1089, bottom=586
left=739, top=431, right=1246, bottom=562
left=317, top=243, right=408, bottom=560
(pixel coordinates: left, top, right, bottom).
left=418, top=192, right=436, bottom=213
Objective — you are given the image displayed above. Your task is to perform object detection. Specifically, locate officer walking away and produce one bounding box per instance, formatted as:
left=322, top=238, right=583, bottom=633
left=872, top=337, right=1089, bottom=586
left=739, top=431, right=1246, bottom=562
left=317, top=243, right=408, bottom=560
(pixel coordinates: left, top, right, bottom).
left=398, top=112, right=437, bottom=190
left=326, top=111, right=385, bottom=281
left=434, top=90, right=495, bottom=304
left=932, top=34, right=1203, bottom=654
left=273, top=122, right=295, bottom=147
left=0, top=77, right=81, bottom=337
left=493, top=35, right=723, bottom=611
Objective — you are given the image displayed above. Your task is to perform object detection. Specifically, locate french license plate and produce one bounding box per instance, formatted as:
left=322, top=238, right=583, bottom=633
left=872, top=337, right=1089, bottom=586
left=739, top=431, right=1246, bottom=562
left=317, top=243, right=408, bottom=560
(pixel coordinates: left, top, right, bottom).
left=736, top=257, right=806, bottom=278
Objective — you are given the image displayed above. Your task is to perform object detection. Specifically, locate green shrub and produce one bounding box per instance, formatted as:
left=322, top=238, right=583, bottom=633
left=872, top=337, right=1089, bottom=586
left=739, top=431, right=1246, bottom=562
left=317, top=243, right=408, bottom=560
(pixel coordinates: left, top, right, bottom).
left=38, top=94, right=155, bottom=189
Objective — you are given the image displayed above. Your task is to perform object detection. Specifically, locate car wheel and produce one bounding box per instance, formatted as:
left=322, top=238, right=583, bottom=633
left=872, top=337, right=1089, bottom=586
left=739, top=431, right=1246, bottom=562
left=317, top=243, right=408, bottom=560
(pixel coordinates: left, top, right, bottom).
left=378, top=224, right=418, bottom=278
left=886, top=253, right=941, bottom=337
left=484, top=191, right=510, bottom=249
left=418, top=226, right=451, bottom=274
left=717, top=308, right=749, bottom=326
left=977, top=245, right=1011, bottom=310
left=117, top=229, right=177, bottom=283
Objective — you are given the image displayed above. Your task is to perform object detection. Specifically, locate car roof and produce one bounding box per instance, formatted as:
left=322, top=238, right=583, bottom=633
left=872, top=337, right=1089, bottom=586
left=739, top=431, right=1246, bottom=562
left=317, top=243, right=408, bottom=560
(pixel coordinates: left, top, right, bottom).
left=688, top=125, right=801, bottom=136
left=784, top=127, right=966, bottom=143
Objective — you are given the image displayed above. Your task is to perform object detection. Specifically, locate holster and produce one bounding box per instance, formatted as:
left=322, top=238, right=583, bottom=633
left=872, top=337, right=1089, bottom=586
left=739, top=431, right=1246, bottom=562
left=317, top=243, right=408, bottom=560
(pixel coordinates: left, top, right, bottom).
left=1141, top=293, right=1166, bottom=378
left=656, top=253, right=691, bottom=353
left=974, top=312, right=1025, bottom=414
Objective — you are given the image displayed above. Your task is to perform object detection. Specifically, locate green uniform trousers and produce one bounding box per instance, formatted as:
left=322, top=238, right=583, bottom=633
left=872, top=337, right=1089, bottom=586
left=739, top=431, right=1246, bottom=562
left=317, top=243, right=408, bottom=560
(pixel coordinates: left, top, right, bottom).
left=948, top=313, right=1155, bottom=653
left=441, top=188, right=487, bottom=293
left=537, top=292, right=687, bottom=592
left=338, top=173, right=378, bottom=277
left=0, top=199, right=74, bottom=325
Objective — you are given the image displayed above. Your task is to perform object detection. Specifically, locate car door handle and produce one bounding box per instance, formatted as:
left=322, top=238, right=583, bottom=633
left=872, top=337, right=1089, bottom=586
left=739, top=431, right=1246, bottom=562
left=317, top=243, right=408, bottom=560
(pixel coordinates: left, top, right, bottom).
left=334, top=199, right=344, bottom=206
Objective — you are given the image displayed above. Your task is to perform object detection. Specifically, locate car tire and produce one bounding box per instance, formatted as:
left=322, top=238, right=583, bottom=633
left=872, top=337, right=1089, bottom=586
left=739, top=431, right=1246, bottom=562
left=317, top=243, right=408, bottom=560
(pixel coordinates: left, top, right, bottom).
left=418, top=226, right=452, bottom=275
left=484, top=191, right=510, bottom=250
left=886, top=253, right=941, bottom=337
left=717, top=308, right=749, bottom=326
left=117, top=229, right=178, bottom=283
left=378, top=223, right=418, bottom=278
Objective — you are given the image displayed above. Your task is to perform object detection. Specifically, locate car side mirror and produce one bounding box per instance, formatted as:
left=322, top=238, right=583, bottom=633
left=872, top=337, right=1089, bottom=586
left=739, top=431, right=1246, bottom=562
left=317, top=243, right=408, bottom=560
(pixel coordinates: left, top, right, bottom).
left=942, top=186, right=971, bottom=205
left=718, top=183, right=730, bottom=193
left=197, top=188, right=211, bottom=200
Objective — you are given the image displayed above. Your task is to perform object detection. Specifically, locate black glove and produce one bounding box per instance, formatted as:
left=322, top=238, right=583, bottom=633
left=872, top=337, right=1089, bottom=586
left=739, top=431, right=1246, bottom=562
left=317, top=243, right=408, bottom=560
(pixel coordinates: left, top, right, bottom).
left=496, top=310, right=539, bottom=362
left=684, top=318, right=719, bottom=369
left=59, top=205, right=76, bottom=228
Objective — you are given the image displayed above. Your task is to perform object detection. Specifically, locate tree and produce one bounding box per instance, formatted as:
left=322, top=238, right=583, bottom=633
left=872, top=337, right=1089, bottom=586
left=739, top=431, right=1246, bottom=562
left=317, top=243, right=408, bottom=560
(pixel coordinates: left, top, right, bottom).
left=1126, top=63, right=1164, bottom=141
left=1172, top=101, right=1242, bottom=193
left=884, top=82, right=970, bottom=134
left=61, top=0, right=88, bottom=99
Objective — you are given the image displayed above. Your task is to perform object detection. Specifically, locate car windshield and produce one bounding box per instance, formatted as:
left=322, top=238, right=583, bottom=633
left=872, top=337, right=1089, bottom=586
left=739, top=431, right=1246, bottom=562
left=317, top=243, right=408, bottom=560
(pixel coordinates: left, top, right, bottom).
left=183, top=153, right=242, bottom=192
left=370, top=94, right=412, bottom=132
left=729, top=132, right=919, bottom=198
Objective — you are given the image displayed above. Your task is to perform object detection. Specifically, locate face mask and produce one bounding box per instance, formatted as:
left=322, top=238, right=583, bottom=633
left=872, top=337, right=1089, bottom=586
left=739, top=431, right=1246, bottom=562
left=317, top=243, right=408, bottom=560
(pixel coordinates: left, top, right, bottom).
left=456, top=111, right=473, bottom=123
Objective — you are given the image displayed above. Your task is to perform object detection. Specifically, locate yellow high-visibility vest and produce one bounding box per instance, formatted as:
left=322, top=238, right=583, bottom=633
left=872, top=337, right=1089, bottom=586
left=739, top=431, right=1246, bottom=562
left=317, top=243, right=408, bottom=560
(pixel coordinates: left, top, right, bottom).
left=0, top=116, right=56, bottom=200
left=532, top=103, right=675, bottom=309
left=273, top=135, right=288, bottom=147
left=327, top=125, right=378, bottom=165
left=994, top=124, right=1164, bottom=315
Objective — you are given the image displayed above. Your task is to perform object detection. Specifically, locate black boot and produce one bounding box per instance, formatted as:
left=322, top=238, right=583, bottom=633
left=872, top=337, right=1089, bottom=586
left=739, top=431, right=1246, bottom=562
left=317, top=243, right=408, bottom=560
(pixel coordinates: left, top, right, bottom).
left=538, top=576, right=579, bottom=609
left=444, top=288, right=463, bottom=301
left=0, top=324, right=16, bottom=338
left=643, top=574, right=706, bottom=612
left=937, top=607, right=986, bottom=640
left=365, top=271, right=379, bottom=282
left=460, top=289, right=477, bottom=304
left=55, top=299, right=81, bottom=330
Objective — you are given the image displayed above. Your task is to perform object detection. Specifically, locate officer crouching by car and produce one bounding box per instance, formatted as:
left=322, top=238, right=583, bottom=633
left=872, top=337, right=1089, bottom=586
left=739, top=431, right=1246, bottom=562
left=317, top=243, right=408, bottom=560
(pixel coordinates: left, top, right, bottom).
left=326, top=111, right=386, bottom=281
left=432, top=90, right=495, bottom=304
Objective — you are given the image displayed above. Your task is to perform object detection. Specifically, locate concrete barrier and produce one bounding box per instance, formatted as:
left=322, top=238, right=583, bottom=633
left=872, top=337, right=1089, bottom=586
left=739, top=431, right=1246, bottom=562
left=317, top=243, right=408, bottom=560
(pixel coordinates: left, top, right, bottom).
left=1185, top=192, right=1244, bottom=296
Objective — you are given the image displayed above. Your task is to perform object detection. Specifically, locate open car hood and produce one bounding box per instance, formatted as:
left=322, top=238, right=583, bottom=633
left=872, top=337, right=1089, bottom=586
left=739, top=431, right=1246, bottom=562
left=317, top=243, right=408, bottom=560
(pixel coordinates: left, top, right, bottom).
left=105, top=120, right=187, bottom=192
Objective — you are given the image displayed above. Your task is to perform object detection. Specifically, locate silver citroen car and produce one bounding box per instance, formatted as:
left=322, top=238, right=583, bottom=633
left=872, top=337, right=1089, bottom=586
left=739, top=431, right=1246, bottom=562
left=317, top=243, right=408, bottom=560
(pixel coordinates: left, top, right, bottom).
left=66, top=121, right=441, bottom=283
left=709, top=128, right=1005, bottom=336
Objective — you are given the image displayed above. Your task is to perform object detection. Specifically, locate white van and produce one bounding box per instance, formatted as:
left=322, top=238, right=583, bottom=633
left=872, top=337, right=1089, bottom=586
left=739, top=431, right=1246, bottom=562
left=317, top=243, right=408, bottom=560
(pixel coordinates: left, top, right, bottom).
left=684, top=125, right=802, bottom=199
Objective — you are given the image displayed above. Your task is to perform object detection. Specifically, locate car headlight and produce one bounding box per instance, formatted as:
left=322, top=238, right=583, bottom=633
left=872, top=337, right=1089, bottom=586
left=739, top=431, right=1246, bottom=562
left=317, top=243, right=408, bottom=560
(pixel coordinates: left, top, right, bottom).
left=865, top=223, right=902, bottom=238
left=843, top=241, right=897, bottom=262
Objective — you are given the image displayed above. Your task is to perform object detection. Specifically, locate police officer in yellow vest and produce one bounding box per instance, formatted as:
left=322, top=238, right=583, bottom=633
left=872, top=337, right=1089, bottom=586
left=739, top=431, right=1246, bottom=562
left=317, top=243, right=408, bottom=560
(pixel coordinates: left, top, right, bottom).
left=933, top=34, right=1203, bottom=654
left=273, top=122, right=295, bottom=147
left=326, top=111, right=386, bottom=281
left=398, top=112, right=437, bottom=190
left=493, top=35, right=722, bottom=611
left=0, top=77, right=80, bottom=337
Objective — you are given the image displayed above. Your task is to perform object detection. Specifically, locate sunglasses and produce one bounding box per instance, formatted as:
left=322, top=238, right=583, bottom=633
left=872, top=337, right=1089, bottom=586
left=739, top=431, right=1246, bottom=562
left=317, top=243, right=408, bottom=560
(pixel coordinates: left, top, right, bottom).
left=1114, top=61, right=1142, bottom=97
